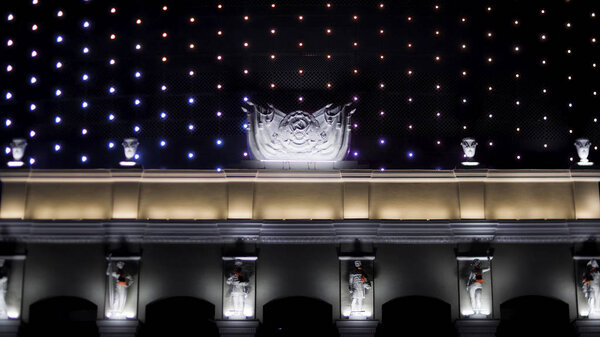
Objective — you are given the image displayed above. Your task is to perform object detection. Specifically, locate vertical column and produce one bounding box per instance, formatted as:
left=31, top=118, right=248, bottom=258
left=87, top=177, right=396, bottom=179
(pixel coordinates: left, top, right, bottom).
left=573, top=256, right=600, bottom=336
left=337, top=256, right=378, bottom=337
left=98, top=255, right=141, bottom=337
left=218, top=256, right=259, bottom=337
left=455, top=256, right=498, bottom=337
left=0, top=255, right=25, bottom=337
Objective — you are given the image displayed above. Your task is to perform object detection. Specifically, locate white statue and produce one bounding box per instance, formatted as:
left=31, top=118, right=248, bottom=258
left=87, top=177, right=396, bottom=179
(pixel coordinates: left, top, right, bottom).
left=466, top=259, right=490, bottom=316
left=7, top=138, right=27, bottom=167
left=0, top=259, right=8, bottom=319
left=583, top=259, right=600, bottom=317
left=122, top=138, right=139, bottom=160
left=461, top=138, right=479, bottom=166
left=242, top=101, right=355, bottom=162
left=106, top=260, right=133, bottom=318
left=348, top=260, right=371, bottom=316
left=226, top=260, right=249, bottom=318
left=575, top=138, right=593, bottom=166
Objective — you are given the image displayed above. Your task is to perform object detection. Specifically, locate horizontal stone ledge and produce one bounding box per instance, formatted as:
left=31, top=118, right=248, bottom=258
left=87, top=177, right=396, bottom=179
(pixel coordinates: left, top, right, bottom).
left=0, top=219, right=599, bottom=244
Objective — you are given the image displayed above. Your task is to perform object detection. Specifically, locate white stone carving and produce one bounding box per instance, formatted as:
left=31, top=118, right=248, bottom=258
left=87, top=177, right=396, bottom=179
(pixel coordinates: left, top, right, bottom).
left=461, top=138, right=479, bottom=166
left=466, top=259, right=490, bottom=316
left=575, top=138, right=593, bottom=166
left=0, top=259, right=7, bottom=319
left=583, top=259, right=600, bottom=318
left=242, top=102, right=355, bottom=161
left=348, top=260, right=371, bottom=316
left=7, top=139, right=26, bottom=167
left=106, top=260, right=133, bottom=319
left=120, top=138, right=139, bottom=167
left=226, top=260, right=249, bottom=318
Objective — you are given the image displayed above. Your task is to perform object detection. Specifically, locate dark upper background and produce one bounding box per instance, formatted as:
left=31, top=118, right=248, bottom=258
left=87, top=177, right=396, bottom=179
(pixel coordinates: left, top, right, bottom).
left=0, top=0, right=598, bottom=170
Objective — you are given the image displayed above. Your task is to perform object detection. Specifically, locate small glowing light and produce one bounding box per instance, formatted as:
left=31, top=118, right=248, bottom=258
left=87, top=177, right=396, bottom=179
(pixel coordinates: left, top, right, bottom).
left=270, top=28, right=276, bottom=34
left=162, top=56, right=168, bottom=62
left=541, top=34, right=547, bottom=40
left=31, top=24, right=38, bottom=31
left=487, top=31, right=493, bottom=38
left=82, top=101, right=88, bottom=108
left=7, top=14, right=14, bottom=21
left=110, top=8, right=116, bottom=14
left=434, top=55, right=441, bottom=61
left=379, top=139, right=385, bottom=145
left=136, top=19, right=142, bottom=25
left=134, top=98, right=141, bottom=106
left=540, top=9, right=545, bottom=15
left=82, top=74, right=89, bottom=81
left=134, top=71, right=141, bottom=78
left=81, top=155, right=88, bottom=162
left=108, top=114, right=115, bottom=121
left=514, top=46, right=520, bottom=52
left=244, top=16, right=249, bottom=21
left=55, top=89, right=62, bottom=96
left=31, top=50, right=38, bottom=57
left=56, top=36, right=63, bottom=43
left=29, top=158, right=35, bottom=165
left=353, top=69, right=359, bottom=74
left=487, top=57, right=493, bottom=63
left=188, top=152, right=194, bottom=159
left=5, top=119, right=11, bottom=127
left=436, top=112, right=441, bottom=117
left=5, top=92, right=12, bottom=100
left=161, top=85, right=167, bottom=91
left=298, top=69, right=304, bottom=74
left=83, top=21, right=90, bottom=28
left=407, top=69, right=413, bottom=76
left=160, top=112, right=167, bottom=119
left=216, top=139, right=223, bottom=146
left=515, top=100, right=520, bottom=105
left=543, top=116, right=548, bottom=120
left=108, top=142, right=115, bottom=149
left=83, top=47, right=89, bottom=54
left=189, top=43, right=195, bottom=49
left=110, top=34, right=116, bottom=40
left=568, top=103, right=573, bottom=108
left=565, top=22, right=571, bottom=28
left=566, top=49, right=572, bottom=54
left=513, top=19, right=519, bottom=25
left=162, top=32, right=168, bottom=38
left=54, top=144, right=61, bottom=151
left=462, top=98, right=468, bottom=103
left=134, top=125, right=141, bottom=133
left=243, top=152, right=248, bottom=157
left=326, top=82, right=332, bottom=88
left=135, top=43, right=142, bottom=50
left=217, top=83, right=223, bottom=90
left=326, top=28, right=332, bottom=34
left=270, top=83, right=276, bottom=89
left=160, top=140, right=166, bottom=147
left=30, top=104, right=36, bottom=111
left=6, top=65, right=13, bottom=72
left=243, top=96, right=249, bottom=102
left=380, top=54, right=385, bottom=60
left=162, top=5, right=168, bottom=11
left=30, top=76, right=37, bottom=84
left=109, top=86, right=116, bottom=94
left=270, top=54, right=276, bottom=60
left=217, top=55, right=222, bottom=60
left=243, top=69, right=249, bottom=75
left=516, top=127, right=520, bottom=132
left=353, top=96, right=359, bottom=101
left=217, top=30, right=223, bottom=36
left=188, top=124, right=195, bottom=131
left=109, top=59, right=116, bottom=65
left=516, top=155, right=521, bottom=160
left=189, top=17, right=195, bottom=23
left=243, top=42, right=249, bottom=48
left=54, top=116, right=61, bottom=124
left=407, top=152, right=414, bottom=158
left=81, top=128, right=88, bottom=135
left=543, top=144, right=548, bottom=148
left=188, top=97, right=195, bottom=104
left=216, top=111, right=222, bottom=117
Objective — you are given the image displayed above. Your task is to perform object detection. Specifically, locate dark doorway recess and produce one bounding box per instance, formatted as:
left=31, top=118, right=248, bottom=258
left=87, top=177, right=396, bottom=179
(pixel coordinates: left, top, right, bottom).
left=23, top=296, right=99, bottom=337
left=139, top=296, right=218, bottom=337
left=496, top=296, right=575, bottom=337
left=377, top=296, right=456, bottom=337
left=259, top=296, right=337, bottom=337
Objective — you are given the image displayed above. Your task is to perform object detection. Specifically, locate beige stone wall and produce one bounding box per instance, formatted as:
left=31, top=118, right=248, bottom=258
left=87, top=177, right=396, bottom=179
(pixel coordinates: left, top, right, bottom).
left=1, top=170, right=598, bottom=220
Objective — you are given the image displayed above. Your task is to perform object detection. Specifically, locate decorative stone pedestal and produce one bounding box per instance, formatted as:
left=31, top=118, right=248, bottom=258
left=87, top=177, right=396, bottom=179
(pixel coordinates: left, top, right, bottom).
left=216, top=320, right=260, bottom=337
left=0, top=320, right=20, bottom=337
left=455, top=320, right=499, bottom=337
left=97, top=320, right=139, bottom=337
left=574, top=320, right=600, bottom=337
left=336, top=320, right=379, bottom=337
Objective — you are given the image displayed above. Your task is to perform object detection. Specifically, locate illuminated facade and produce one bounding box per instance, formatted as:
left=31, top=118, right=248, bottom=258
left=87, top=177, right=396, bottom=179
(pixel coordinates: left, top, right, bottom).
left=0, top=169, right=600, bottom=336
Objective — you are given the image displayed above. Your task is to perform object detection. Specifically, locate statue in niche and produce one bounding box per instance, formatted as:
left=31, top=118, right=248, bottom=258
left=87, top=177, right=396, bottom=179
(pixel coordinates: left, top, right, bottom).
left=583, top=259, right=600, bottom=317
left=0, top=259, right=8, bottom=319
left=466, top=259, right=490, bottom=316
left=9, top=138, right=26, bottom=162
left=122, top=138, right=139, bottom=161
left=348, top=260, right=371, bottom=315
left=106, top=260, right=133, bottom=318
left=226, top=260, right=249, bottom=318
left=575, top=138, right=593, bottom=166
left=460, top=138, right=479, bottom=166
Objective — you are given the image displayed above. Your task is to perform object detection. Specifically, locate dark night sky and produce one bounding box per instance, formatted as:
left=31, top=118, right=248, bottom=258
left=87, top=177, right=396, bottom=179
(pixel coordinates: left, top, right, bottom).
left=0, top=0, right=598, bottom=170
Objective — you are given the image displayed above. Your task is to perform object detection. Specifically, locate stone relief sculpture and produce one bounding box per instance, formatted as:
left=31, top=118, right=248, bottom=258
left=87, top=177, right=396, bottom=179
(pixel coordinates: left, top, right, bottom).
left=242, top=101, right=355, bottom=161
left=466, top=259, right=490, bottom=316
left=575, top=138, right=593, bottom=166
left=106, top=259, right=133, bottom=318
left=461, top=137, right=479, bottom=166
left=0, top=259, right=7, bottom=319
left=120, top=138, right=139, bottom=166
left=226, top=260, right=249, bottom=318
left=583, top=259, right=600, bottom=318
left=348, top=260, right=371, bottom=316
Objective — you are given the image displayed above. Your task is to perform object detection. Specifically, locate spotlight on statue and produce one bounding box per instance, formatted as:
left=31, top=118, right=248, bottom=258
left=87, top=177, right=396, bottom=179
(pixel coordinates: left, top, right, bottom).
left=7, top=138, right=27, bottom=168
left=575, top=138, right=593, bottom=166
left=460, top=137, right=479, bottom=166
left=119, top=138, right=139, bottom=167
